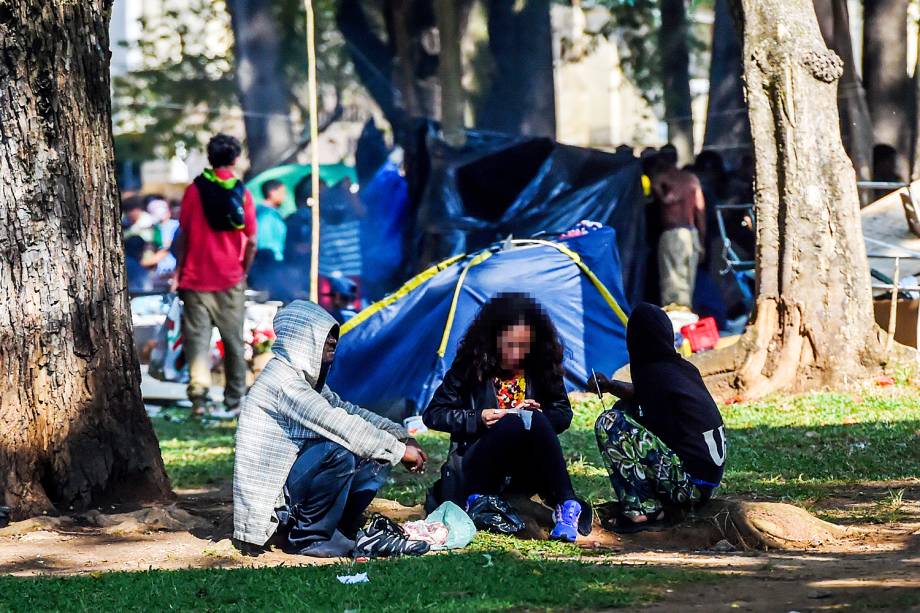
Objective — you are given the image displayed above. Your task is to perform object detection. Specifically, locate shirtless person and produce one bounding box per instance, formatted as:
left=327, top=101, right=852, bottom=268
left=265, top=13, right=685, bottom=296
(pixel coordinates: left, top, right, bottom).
left=651, top=152, right=706, bottom=308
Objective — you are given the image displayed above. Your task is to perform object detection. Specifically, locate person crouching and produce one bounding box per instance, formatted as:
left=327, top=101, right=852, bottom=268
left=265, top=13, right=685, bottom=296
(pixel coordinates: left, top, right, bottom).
left=233, top=300, right=429, bottom=557
left=592, top=303, right=727, bottom=533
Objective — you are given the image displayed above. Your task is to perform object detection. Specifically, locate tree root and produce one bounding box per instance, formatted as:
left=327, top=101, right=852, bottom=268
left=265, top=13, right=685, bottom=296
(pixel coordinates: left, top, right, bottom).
left=692, top=297, right=916, bottom=402
left=0, top=504, right=209, bottom=538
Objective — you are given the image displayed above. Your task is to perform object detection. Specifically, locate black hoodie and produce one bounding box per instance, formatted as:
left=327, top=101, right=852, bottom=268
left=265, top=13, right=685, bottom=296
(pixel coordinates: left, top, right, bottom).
left=626, top=303, right=726, bottom=485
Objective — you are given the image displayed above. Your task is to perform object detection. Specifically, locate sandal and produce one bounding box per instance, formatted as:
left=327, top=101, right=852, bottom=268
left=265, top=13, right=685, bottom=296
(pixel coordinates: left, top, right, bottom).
left=610, top=511, right=666, bottom=535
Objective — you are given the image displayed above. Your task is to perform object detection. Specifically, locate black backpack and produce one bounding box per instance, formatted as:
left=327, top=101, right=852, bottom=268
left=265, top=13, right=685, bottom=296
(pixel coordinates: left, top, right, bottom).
left=194, top=169, right=246, bottom=231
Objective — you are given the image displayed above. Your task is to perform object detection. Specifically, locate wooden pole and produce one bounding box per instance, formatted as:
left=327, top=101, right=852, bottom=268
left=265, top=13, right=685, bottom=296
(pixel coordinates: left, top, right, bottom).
left=305, top=0, right=321, bottom=302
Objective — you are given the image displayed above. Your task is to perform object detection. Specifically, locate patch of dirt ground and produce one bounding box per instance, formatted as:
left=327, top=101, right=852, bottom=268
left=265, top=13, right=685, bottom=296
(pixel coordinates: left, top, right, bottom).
left=1, top=484, right=918, bottom=611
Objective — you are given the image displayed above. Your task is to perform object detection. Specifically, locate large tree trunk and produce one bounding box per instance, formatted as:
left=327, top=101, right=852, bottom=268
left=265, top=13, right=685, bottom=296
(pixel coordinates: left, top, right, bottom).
left=913, top=24, right=920, bottom=181
left=337, top=0, right=402, bottom=132
left=814, top=0, right=873, bottom=188
left=660, top=0, right=695, bottom=163
left=337, top=0, right=443, bottom=146
left=712, top=0, right=884, bottom=399
left=703, top=0, right=751, bottom=165
left=384, top=0, right=441, bottom=121
left=863, top=0, right=910, bottom=175
left=435, top=0, right=466, bottom=146
left=0, top=0, right=173, bottom=519
left=226, top=0, right=296, bottom=177
left=477, top=0, right=556, bottom=138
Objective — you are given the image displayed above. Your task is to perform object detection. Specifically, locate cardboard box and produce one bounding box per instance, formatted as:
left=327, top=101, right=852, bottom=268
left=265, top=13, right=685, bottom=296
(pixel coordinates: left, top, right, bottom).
left=874, top=299, right=920, bottom=348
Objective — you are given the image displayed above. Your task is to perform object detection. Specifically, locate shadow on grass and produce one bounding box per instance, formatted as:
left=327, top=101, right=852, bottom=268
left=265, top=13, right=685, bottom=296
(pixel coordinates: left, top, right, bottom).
left=0, top=552, right=706, bottom=612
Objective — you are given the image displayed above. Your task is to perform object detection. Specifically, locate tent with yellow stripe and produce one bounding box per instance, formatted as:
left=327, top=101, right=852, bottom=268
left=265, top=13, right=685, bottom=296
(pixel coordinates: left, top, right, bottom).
left=327, top=226, right=631, bottom=417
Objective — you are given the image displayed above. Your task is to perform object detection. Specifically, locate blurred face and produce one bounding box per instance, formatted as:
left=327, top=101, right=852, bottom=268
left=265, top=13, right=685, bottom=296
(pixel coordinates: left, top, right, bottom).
left=322, top=332, right=338, bottom=366
left=125, top=208, right=143, bottom=224
left=498, top=322, right=533, bottom=372
left=268, top=185, right=287, bottom=206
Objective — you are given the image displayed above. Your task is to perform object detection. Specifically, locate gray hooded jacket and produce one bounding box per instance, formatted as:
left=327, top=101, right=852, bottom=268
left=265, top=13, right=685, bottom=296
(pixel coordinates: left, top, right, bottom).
left=233, top=300, right=408, bottom=545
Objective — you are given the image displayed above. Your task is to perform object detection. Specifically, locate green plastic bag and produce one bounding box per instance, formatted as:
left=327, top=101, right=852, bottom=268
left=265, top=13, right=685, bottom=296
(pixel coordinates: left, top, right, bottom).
left=425, top=501, right=477, bottom=550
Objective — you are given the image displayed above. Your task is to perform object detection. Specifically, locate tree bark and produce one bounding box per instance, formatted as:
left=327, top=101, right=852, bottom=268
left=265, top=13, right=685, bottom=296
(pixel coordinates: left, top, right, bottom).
left=703, top=0, right=751, bottom=165
left=477, top=0, right=556, bottom=138
left=0, top=0, right=172, bottom=519
left=226, top=0, right=297, bottom=177
left=435, top=0, right=466, bottom=146
left=913, top=24, right=920, bottom=181
left=813, top=0, right=873, bottom=187
left=717, top=0, right=884, bottom=398
left=337, top=0, right=444, bottom=146
left=863, top=0, right=910, bottom=174
left=660, top=0, right=695, bottom=163
left=337, top=0, right=402, bottom=131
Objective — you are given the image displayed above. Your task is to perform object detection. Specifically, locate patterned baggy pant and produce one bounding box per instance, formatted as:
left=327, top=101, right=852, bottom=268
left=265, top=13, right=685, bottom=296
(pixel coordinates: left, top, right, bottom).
left=594, top=407, right=712, bottom=518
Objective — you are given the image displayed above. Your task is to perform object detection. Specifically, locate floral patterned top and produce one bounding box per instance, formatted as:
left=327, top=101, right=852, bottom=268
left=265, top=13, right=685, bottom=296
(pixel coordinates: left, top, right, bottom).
left=493, top=374, right=526, bottom=410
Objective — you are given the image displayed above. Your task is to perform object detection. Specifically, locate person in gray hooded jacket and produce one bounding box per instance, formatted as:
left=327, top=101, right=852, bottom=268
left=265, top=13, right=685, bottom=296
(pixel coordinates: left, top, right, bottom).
left=233, top=300, right=429, bottom=557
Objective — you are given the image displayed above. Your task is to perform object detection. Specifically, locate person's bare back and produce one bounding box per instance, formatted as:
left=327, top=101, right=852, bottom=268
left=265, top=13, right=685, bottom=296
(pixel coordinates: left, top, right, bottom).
left=653, top=167, right=706, bottom=239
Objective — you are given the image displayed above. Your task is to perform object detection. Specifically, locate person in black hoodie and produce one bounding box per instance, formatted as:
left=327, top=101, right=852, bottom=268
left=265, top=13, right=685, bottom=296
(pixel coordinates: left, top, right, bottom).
left=423, top=293, right=591, bottom=542
left=592, top=303, right=727, bottom=532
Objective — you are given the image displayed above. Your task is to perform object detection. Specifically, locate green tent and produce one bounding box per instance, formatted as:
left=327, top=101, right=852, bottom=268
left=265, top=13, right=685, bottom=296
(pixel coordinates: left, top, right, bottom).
left=246, top=163, right=357, bottom=217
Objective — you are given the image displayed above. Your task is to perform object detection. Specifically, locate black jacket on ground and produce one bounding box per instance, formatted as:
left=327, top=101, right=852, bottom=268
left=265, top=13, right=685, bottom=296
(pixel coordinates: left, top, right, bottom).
left=626, top=303, right=727, bottom=485
left=422, top=366, right=573, bottom=509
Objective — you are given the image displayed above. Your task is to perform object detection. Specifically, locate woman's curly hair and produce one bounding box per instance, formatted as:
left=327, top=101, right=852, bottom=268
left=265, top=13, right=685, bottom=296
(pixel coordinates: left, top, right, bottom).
left=452, top=292, right=565, bottom=384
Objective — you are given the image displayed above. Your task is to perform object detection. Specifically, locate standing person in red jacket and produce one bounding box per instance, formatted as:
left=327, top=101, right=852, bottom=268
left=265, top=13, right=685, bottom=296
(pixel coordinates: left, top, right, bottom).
left=174, top=134, right=257, bottom=415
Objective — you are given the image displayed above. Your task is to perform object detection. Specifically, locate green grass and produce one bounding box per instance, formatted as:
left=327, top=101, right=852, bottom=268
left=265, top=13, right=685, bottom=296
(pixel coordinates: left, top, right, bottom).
left=0, top=554, right=704, bottom=612
left=155, top=418, right=236, bottom=489
left=152, top=387, right=920, bottom=509
left=381, top=388, right=920, bottom=509
left=8, top=387, right=915, bottom=611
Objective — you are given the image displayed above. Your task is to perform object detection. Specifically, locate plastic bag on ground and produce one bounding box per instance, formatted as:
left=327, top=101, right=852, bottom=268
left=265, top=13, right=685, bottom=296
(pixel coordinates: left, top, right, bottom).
left=148, top=294, right=188, bottom=383
left=465, top=495, right=525, bottom=535
left=421, top=501, right=477, bottom=549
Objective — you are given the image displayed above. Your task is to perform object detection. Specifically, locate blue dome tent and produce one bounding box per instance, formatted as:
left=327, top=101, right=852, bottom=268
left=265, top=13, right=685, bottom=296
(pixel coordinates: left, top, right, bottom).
left=327, top=226, right=631, bottom=415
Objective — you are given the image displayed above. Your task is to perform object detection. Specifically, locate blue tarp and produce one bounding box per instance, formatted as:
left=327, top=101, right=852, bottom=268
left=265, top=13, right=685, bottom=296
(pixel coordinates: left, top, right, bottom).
left=328, top=226, right=631, bottom=415
left=407, top=126, right=647, bottom=306
left=359, top=161, right=410, bottom=302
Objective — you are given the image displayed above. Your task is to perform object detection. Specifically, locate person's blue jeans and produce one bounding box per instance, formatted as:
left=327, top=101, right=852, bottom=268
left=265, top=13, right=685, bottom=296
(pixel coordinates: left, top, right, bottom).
left=275, top=440, right=390, bottom=557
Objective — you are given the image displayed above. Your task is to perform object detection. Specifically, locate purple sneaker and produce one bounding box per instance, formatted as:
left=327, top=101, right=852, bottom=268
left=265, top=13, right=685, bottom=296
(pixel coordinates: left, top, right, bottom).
left=550, top=500, right=581, bottom=542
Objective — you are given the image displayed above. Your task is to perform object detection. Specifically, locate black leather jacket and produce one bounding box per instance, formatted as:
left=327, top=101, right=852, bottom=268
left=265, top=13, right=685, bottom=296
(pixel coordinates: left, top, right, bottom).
left=422, top=365, right=573, bottom=510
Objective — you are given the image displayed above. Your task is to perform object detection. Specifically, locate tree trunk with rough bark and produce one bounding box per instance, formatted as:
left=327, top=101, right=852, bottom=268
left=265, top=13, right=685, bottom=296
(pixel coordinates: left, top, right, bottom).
left=703, top=0, right=750, bottom=165
left=814, top=0, right=874, bottom=188
left=226, top=0, right=296, bottom=177
left=863, top=0, right=910, bottom=174
left=704, top=0, right=886, bottom=399
left=913, top=24, right=920, bottom=181
left=337, top=0, right=444, bottom=146
left=660, top=0, right=695, bottom=163
left=477, top=0, right=556, bottom=138
left=435, top=0, right=466, bottom=146
left=0, top=0, right=173, bottom=519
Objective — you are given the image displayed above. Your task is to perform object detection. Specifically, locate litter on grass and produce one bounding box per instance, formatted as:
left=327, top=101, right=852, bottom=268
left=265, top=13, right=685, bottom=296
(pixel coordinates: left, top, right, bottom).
left=336, top=572, right=369, bottom=585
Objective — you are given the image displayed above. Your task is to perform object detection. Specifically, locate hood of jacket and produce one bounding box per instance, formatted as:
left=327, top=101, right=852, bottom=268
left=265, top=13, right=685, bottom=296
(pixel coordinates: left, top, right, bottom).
left=270, top=300, right=338, bottom=388
left=626, top=302, right=679, bottom=366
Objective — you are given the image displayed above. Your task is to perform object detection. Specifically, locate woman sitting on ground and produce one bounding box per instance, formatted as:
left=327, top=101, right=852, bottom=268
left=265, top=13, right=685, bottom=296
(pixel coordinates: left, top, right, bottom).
left=592, top=303, right=727, bottom=533
left=423, top=292, right=590, bottom=541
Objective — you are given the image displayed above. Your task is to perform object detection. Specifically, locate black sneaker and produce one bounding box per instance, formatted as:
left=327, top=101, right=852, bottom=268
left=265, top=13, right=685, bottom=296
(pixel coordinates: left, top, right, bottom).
left=354, top=514, right=430, bottom=558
